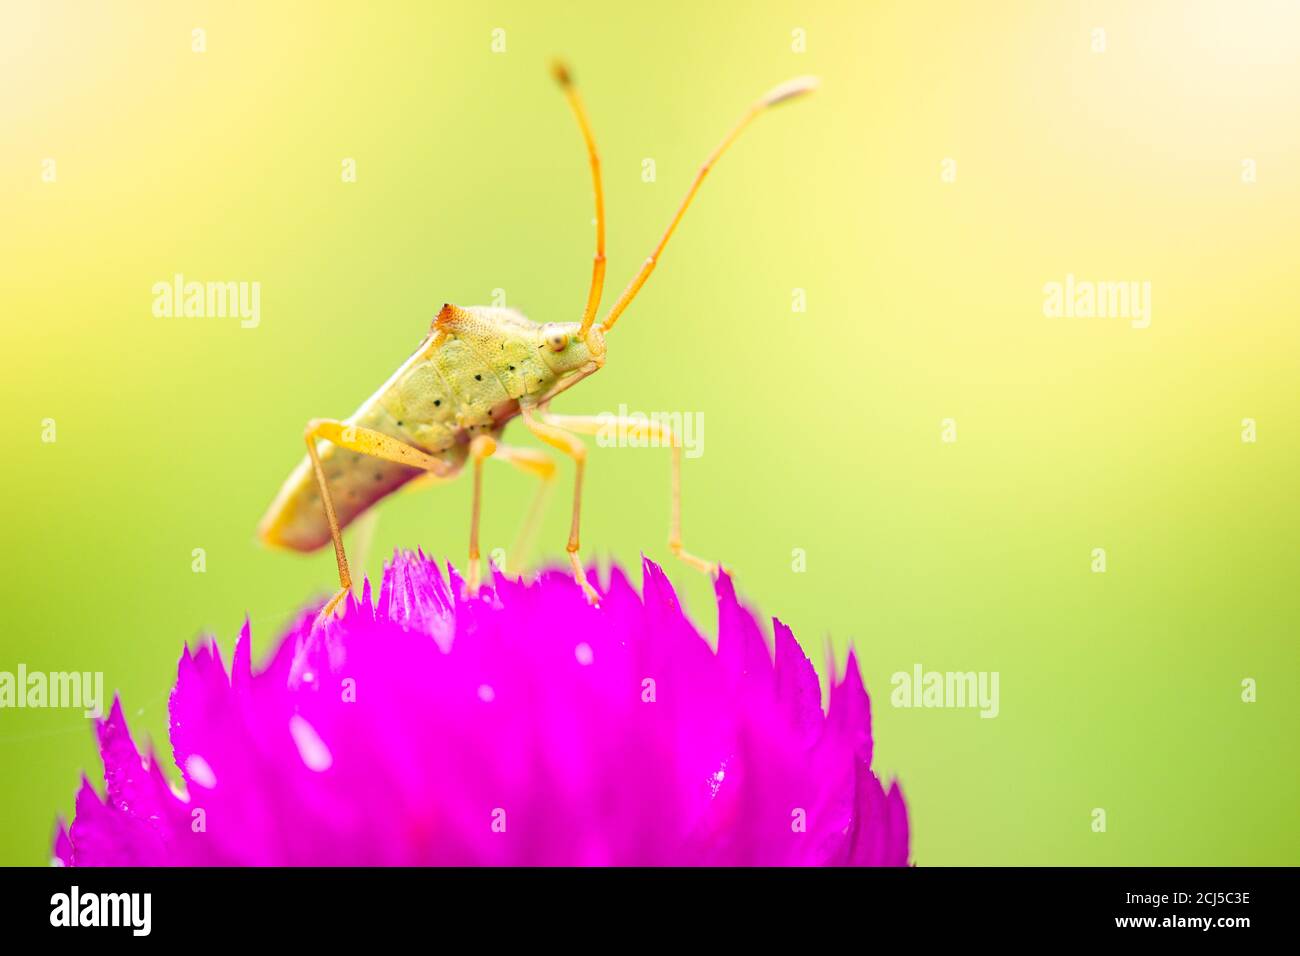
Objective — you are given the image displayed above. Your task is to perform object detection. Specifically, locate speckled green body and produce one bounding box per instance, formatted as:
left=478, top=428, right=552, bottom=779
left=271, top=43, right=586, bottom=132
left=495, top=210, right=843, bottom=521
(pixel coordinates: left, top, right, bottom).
left=258, top=305, right=601, bottom=551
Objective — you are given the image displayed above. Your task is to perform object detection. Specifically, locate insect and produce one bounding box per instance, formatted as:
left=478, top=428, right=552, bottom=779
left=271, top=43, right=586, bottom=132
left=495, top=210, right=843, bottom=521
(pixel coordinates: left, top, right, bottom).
left=258, top=62, right=817, bottom=621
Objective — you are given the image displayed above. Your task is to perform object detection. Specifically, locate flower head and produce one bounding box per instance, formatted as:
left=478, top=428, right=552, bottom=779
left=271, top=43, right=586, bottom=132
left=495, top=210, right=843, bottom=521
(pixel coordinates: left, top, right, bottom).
left=56, top=552, right=909, bottom=866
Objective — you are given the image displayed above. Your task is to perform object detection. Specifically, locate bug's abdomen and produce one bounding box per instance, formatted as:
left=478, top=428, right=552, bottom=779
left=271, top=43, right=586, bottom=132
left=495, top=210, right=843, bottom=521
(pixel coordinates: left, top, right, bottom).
left=258, top=317, right=551, bottom=554
left=258, top=394, right=466, bottom=553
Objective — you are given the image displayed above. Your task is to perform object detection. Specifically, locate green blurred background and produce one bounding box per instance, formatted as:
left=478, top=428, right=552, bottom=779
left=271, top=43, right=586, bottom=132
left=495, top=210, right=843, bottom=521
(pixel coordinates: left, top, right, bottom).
left=2, top=0, right=1297, bottom=866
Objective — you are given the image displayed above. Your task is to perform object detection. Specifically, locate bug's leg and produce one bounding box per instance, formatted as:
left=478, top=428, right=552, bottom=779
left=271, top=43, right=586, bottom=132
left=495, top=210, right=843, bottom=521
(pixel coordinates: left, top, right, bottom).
left=540, top=413, right=716, bottom=575
left=465, top=434, right=499, bottom=596
left=520, top=406, right=601, bottom=604
left=304, top=418, right=454, bottom=622
left=488, top=445, right=557, bottom=575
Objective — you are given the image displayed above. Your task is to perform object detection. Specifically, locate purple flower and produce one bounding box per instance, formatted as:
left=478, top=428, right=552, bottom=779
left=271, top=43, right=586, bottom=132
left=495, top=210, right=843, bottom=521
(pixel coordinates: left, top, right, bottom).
left=55, top=552, right=909, bottom=866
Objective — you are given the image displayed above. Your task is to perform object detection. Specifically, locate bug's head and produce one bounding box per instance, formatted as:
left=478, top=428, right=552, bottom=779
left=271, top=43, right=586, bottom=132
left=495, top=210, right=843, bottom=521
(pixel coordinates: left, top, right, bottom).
left=537, top=321, right=606, bottom=372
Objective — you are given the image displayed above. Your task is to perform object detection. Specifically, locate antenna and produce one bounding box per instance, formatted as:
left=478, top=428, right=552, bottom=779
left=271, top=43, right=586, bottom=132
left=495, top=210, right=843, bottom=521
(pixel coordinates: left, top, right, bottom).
left=552, top=61, right=607, bottom=338
left=599, top=75, right=819, bottom=334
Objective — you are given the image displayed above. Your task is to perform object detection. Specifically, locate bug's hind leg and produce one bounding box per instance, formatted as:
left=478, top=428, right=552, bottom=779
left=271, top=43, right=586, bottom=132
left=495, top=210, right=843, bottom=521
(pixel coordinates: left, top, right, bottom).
left=520, top=407, right=601, bottom=604
left=538, top=412, right=716, bottom=577
left=304, top=418, right=454, bottom=624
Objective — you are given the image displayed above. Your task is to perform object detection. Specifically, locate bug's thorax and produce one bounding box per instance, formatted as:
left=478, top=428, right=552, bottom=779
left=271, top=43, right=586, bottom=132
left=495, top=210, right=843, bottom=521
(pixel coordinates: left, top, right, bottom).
left=429, top=303, right=604, bottom=405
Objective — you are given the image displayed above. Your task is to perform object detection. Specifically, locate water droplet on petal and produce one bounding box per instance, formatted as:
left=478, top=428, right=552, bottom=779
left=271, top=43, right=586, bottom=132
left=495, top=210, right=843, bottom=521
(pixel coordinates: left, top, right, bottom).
left=478, top=684, right=496, bottom=703
left=574, top=642, right=594, bottom=666
left=708, top=760, right=728, bottom=799
left=289, top=714, right=333, bottom=772
left=184, top=754, right=217, bottom=789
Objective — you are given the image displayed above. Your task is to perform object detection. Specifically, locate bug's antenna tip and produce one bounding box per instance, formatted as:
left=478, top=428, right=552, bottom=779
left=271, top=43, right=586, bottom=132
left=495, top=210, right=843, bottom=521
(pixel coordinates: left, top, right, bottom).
left=550, top=59, right=573, bottom=87
left=762, top=75, right=820, bottom=107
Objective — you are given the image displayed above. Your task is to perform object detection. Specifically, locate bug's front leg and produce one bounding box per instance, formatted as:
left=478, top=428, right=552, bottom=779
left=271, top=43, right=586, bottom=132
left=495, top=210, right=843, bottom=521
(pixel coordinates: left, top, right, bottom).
left=520, top=406, right=601, bottom=604
left=539, top=412, right=716, bottom=576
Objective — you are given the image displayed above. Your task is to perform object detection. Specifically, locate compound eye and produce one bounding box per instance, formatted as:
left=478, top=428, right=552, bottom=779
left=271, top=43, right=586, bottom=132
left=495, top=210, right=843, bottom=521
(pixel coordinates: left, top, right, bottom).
left=544, top=326, right=569, bottom=352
